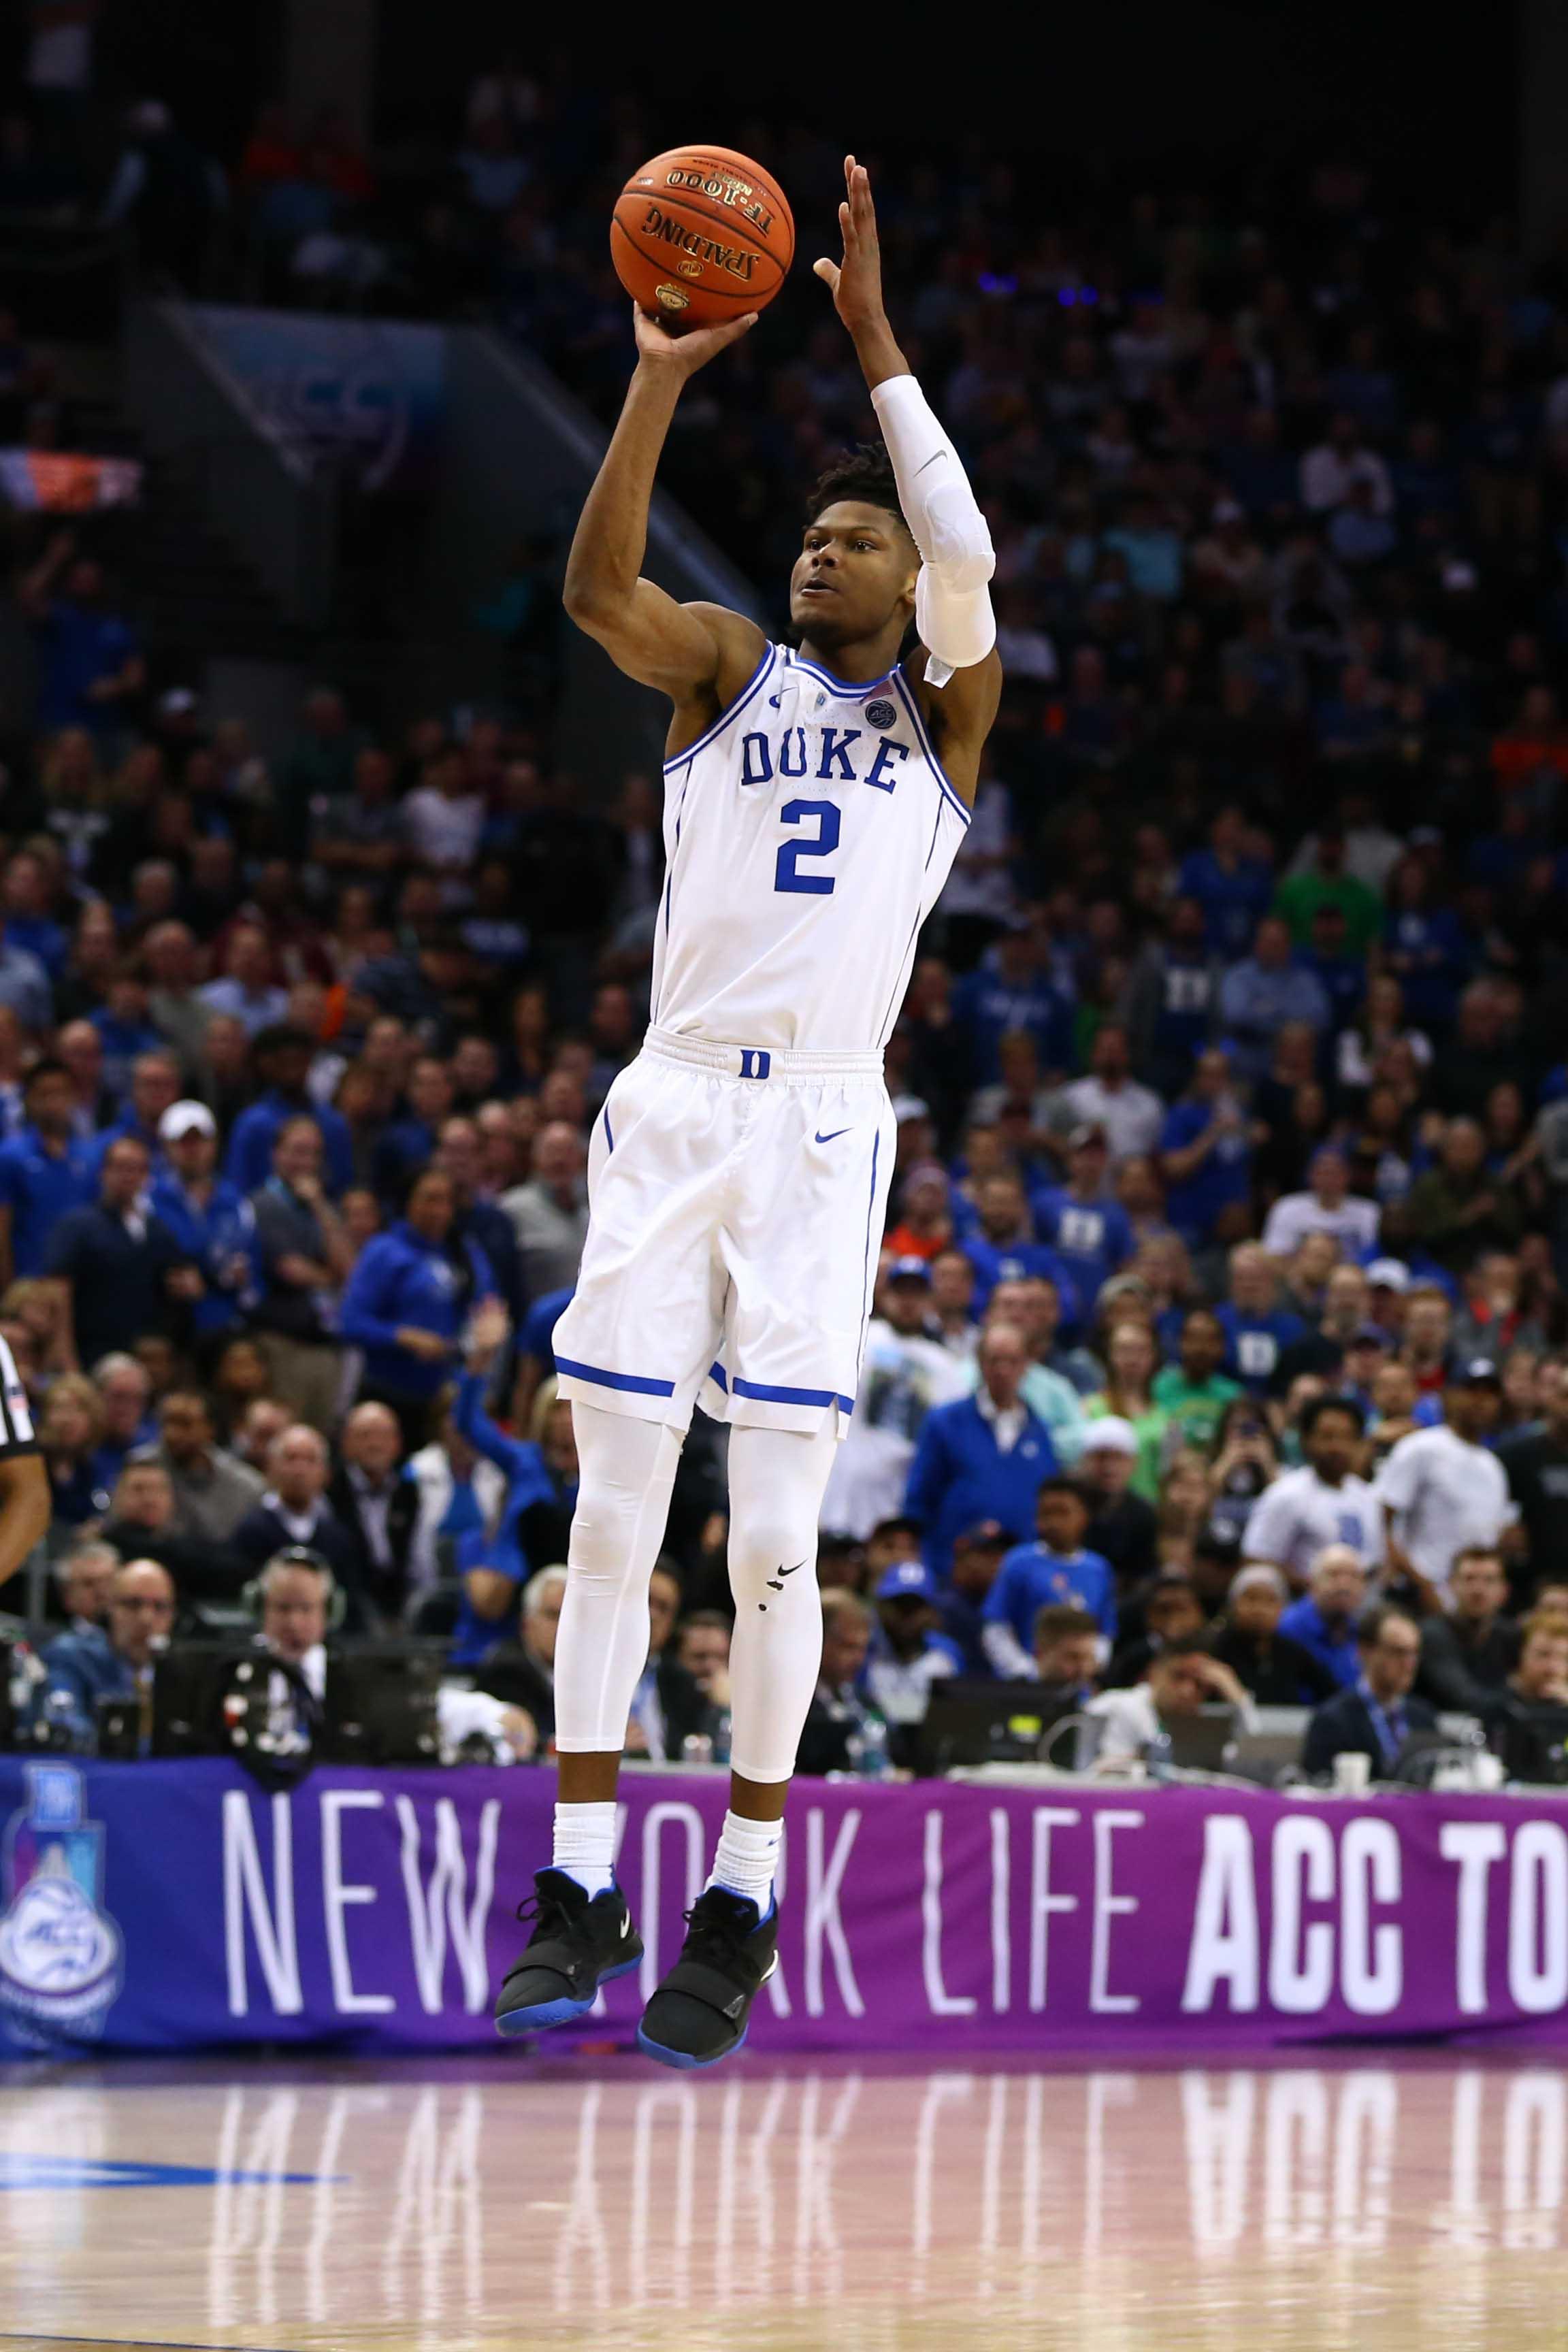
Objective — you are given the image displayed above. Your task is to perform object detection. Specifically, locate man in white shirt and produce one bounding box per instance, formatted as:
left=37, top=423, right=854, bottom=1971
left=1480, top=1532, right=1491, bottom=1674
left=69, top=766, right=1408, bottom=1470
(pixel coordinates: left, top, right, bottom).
left=821, top=1258, right=968, bottom=1538
left=1088, top=1639, right=1255, bottom=1763
left=1299, top=414, right=1394, bottom=515
left=1243, top=1394, right=1382, bottom=1584
left=1373, top=1360, right=1517, bottom=1603
left=1057, top=1023, right=1164, bottom=1164
left=1262, top=1145, right=1380, bottom=1260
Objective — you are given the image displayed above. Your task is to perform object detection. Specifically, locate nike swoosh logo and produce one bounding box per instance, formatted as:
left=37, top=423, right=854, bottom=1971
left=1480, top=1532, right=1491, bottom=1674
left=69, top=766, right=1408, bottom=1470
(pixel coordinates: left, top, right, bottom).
left=618, top=1914, right=631, bottom=1940
left=765, top=1559, right=807, bottom=1593
left=815, top=1128, right=850, bottom=1144
left=768, top=692, right=783, bottom=708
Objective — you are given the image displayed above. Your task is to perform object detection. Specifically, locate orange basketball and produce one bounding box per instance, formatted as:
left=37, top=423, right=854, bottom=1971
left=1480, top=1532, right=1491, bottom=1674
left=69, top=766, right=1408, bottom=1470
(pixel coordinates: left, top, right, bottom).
left=611, top=144, right=794, bottom=329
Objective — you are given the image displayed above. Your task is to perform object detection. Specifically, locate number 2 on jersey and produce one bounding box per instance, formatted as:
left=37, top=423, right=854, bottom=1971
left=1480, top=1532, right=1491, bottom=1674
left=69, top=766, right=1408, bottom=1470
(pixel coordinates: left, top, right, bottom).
left=773, top=798, right=840, bottom=896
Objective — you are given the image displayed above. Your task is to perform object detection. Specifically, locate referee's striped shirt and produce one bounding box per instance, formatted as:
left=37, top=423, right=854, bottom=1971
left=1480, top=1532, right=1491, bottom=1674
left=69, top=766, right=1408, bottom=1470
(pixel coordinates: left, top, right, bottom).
left=0, top=1335, right=37, bottom=1458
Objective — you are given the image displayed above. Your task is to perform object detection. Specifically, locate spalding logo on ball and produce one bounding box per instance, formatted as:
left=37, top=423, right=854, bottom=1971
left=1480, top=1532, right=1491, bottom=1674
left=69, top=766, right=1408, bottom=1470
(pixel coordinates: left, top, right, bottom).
left=612, top=145, right=794, bottom=327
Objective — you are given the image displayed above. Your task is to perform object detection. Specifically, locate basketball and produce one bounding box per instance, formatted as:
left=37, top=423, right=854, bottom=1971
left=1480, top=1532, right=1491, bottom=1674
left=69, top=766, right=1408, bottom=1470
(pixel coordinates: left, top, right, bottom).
left=611, top=144, right=794, bottom=329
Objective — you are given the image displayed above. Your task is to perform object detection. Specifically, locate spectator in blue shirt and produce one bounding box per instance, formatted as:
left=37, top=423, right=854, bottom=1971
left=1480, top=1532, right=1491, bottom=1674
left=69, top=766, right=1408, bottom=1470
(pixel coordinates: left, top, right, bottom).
left=1220, top=916, right=1332, bottom=1081
left=0, top=1058, right=94, bottom=1282
left=227, top=1025, right=355, bottom=1198
left=148, top=1099, right=257, bottom=1338
left=512, top=1281, right=573, bottom=1425
left=1032, top=1127, right=1133, bottom=1303
left=1278, top=1544, right=1367, bottom=1689
left=90, top=973, right=163, bottom=1104
left=1299, top=901, right=1367, bottom=1034
left=37, top=1557, right=173, bottom=1746
left=960, top=1172, right=1080, bottom=1322
left=84, top=1048, right=180, bottom=1180
left=1216, top=1242, right=1307, bottom=1396
left=952, top=928, right=1074, bottom=1085
left=1178, top=804, right=1274, bottom=958
left=372, top=1054, right=455, bottom=1206
left=1122, top=896, right=1223, bottom=1098
left=0, top=851, right=68, bottom=980
left=0, top=919, right=53, bottom=1035
left=982, top=1479, right=1117, bottom=1676
left=20, top=536, right=145, bottom=736
left=340, top=1166, right=497, bottom=1438
left=906, top=1321, right=1057, bottom=1581
left=1382, top=855, right=1471, bottom=1030
left=1159, top=1048, right=1256, bottom=1246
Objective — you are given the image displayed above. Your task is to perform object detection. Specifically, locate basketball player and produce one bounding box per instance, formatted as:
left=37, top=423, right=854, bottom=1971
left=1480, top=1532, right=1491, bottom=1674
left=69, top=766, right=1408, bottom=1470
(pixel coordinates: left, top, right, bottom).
left=495, top=157, right=1000, bottom=2068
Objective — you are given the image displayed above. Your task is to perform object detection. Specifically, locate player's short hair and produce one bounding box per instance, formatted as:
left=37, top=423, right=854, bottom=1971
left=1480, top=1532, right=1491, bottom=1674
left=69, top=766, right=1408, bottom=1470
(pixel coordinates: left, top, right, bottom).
left=805, top=444, right=909, bottom=536
left=1032, top=1603, right=1098, bottom=1649
left=1301, top=1392, right=1365, bottom=1439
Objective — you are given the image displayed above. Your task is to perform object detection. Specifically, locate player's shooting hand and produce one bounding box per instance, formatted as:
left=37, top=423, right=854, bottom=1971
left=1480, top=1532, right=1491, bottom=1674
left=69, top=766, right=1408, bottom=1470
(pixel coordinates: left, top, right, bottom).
left=632, top=303, right=757, bottom=382
left=813, top=155, right=886, bottom=329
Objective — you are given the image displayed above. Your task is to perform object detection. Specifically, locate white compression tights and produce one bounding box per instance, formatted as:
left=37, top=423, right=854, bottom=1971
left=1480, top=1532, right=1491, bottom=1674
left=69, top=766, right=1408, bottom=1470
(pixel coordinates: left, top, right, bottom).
left=553, top=1402, right=837, bottom=1783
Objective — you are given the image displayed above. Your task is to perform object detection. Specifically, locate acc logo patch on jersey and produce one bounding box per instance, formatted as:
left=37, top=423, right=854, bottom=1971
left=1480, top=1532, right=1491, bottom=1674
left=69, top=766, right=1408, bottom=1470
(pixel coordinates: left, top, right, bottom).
left=865, top=698, right=897, bottom=730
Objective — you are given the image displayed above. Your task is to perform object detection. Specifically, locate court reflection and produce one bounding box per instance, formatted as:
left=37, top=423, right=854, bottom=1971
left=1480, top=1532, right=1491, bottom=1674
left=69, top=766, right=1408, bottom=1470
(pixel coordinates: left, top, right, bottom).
left=1, top=2059, right=1564, bottom=2351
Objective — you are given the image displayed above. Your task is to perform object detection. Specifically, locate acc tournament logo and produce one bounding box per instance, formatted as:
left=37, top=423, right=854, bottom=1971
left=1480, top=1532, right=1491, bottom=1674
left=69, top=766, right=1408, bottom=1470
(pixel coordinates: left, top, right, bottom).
left=0, top=1764, right=122, bottom=2045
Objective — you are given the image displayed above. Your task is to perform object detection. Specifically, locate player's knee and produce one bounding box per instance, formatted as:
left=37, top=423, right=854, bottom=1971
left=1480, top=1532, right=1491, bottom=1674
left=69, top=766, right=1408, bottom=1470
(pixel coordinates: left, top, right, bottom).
left=728, top=1510, right=815, bottom=1597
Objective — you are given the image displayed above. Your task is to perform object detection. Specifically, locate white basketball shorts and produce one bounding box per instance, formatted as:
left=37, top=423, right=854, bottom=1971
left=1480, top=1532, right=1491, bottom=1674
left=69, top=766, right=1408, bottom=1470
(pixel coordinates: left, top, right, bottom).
left=553, top=1026, right=896, bottom=1439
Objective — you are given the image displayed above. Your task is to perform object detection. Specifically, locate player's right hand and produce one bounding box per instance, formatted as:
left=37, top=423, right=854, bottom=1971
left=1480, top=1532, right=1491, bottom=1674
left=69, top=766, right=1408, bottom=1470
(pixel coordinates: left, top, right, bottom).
left=632, top=303, right=757, bottom=380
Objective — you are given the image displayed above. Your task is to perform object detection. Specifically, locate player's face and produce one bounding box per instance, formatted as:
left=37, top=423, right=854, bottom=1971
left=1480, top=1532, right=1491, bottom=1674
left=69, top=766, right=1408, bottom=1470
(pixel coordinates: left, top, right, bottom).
left=789, top=502, right=916, bottom=647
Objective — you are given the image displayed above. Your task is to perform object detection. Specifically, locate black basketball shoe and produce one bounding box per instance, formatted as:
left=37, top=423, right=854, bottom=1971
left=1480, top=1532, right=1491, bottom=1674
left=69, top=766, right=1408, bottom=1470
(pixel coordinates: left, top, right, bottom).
left=636, top=1885, right=778, bottom=2070
left=494, top=1868, right=644, bottom=2038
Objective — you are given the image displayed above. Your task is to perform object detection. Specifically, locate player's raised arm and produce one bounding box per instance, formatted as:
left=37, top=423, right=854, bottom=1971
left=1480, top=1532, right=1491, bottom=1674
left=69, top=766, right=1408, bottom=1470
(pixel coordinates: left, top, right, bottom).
left=563, top=308, right=768, bottom=717
left=816, top=157, right=1000, bottom=738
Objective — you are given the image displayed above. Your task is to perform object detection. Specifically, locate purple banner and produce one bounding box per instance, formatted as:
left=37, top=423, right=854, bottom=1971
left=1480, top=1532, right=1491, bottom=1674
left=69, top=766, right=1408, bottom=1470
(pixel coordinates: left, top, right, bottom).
left=2, top=1759, right=1567, bottom=2055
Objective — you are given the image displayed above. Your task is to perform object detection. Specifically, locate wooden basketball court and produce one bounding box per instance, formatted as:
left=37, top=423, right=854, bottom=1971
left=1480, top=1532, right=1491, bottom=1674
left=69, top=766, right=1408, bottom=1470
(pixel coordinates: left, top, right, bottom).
left=0, top=2049, right=1563, bottom=2349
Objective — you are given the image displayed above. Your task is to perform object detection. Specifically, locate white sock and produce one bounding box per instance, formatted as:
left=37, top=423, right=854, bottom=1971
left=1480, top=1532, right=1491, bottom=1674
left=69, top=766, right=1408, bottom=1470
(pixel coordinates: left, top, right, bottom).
left=706, top=1810, right=782, bottom=1912
left=552, top=1801, right=617, bottom=1897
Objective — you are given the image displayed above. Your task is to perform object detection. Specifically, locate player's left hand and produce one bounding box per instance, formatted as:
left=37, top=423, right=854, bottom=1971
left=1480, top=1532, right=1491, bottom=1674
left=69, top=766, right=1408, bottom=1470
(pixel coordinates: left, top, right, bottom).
left=813, top=154, right=886, bottom=329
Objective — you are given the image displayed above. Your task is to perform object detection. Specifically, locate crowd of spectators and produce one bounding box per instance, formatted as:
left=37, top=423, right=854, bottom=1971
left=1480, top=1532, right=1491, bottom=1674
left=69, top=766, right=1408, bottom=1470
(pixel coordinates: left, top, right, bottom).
left=7, top=76, right=1568, bottom=1778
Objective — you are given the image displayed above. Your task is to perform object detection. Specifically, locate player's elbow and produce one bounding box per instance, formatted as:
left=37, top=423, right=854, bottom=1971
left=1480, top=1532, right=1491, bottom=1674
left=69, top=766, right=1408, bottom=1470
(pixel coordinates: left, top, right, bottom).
left=0, top=1455, right=50, bottom=1571
left=561, top=570, right=622, bottom=636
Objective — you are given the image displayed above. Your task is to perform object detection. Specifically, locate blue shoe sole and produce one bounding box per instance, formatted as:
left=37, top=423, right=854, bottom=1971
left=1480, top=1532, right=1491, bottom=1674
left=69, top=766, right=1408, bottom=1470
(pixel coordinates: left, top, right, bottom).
left=636, top=2023, right=749, bottom=2072
left=494, top=1953, right=642, bottom=2039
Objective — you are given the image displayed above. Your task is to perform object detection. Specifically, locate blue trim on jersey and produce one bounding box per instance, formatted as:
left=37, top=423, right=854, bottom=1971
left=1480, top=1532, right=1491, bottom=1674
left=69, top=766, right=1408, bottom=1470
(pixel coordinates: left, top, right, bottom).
left=732, top=1375, right=855, bottom=1414
left=661, top=643, right=778, bottom=774
left=602, top=1104, right=614, bottom=1154
left=787, top=648, right=899, bottom=700
left=556, top=1356, right=676, bottom=1399
left=708, top=1359, right=728, bottom=1393
left=892, top=670, right=970, bottom=826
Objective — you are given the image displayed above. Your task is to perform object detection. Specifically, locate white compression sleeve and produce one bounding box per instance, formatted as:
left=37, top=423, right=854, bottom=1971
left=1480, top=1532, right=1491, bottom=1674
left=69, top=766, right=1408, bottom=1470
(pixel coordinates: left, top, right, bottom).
left=870, top=371, right=996, bottom=683
left=553, top=1402, right=683, bottom=1754
left=724, top=1419, right=838, bottom=1784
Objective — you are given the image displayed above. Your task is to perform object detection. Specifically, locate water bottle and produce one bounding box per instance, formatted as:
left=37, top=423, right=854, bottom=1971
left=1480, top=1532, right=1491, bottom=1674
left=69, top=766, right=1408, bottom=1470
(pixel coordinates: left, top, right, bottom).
left=681, top=1733, right=714, bottom=1767
left=848, top=1712, right=892, bottom=1780
left=1145, top=1727, right=1175, bottom=1782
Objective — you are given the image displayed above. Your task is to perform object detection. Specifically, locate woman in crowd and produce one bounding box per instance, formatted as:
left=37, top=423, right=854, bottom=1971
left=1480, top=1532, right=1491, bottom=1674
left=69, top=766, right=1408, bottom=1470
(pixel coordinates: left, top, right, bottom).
left=1085, top=1316, right=1170, bottom=1503
left=340, top=1166, right=495, bottom=1448
left=1205, top=1396, right=1281, bottom=1556
left=37, top=1373, right=109, bottom=1526
left=1335, top=973, right=1431, bottom=1098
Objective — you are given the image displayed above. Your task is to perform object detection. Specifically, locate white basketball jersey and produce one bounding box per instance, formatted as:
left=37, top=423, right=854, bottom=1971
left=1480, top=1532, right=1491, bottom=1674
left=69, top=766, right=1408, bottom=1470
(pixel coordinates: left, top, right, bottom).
left=651, top=642, right=971, bottom=1054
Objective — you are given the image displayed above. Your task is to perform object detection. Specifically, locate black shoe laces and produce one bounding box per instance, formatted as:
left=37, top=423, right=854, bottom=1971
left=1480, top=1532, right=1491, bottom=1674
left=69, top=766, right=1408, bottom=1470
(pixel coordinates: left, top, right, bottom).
left=517, top=1886, right=576, bottom=1939
left=681, top=1895, right=755, bottom=1972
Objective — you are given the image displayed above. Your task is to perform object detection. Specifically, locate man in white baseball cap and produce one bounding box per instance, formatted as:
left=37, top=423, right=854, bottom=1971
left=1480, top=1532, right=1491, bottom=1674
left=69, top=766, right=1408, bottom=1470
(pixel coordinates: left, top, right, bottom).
left=1077, top=1414, right=1157, bottom=1588
left=150, top=1099, right=256, bottom=1338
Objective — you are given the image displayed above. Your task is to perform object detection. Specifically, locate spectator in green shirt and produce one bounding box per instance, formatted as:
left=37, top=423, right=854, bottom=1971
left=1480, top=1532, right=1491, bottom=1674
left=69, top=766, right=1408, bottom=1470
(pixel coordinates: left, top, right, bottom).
left=1152, top=1308, right=1243, bottom=1450
left=1274, top=828, right=1382, bottom=954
